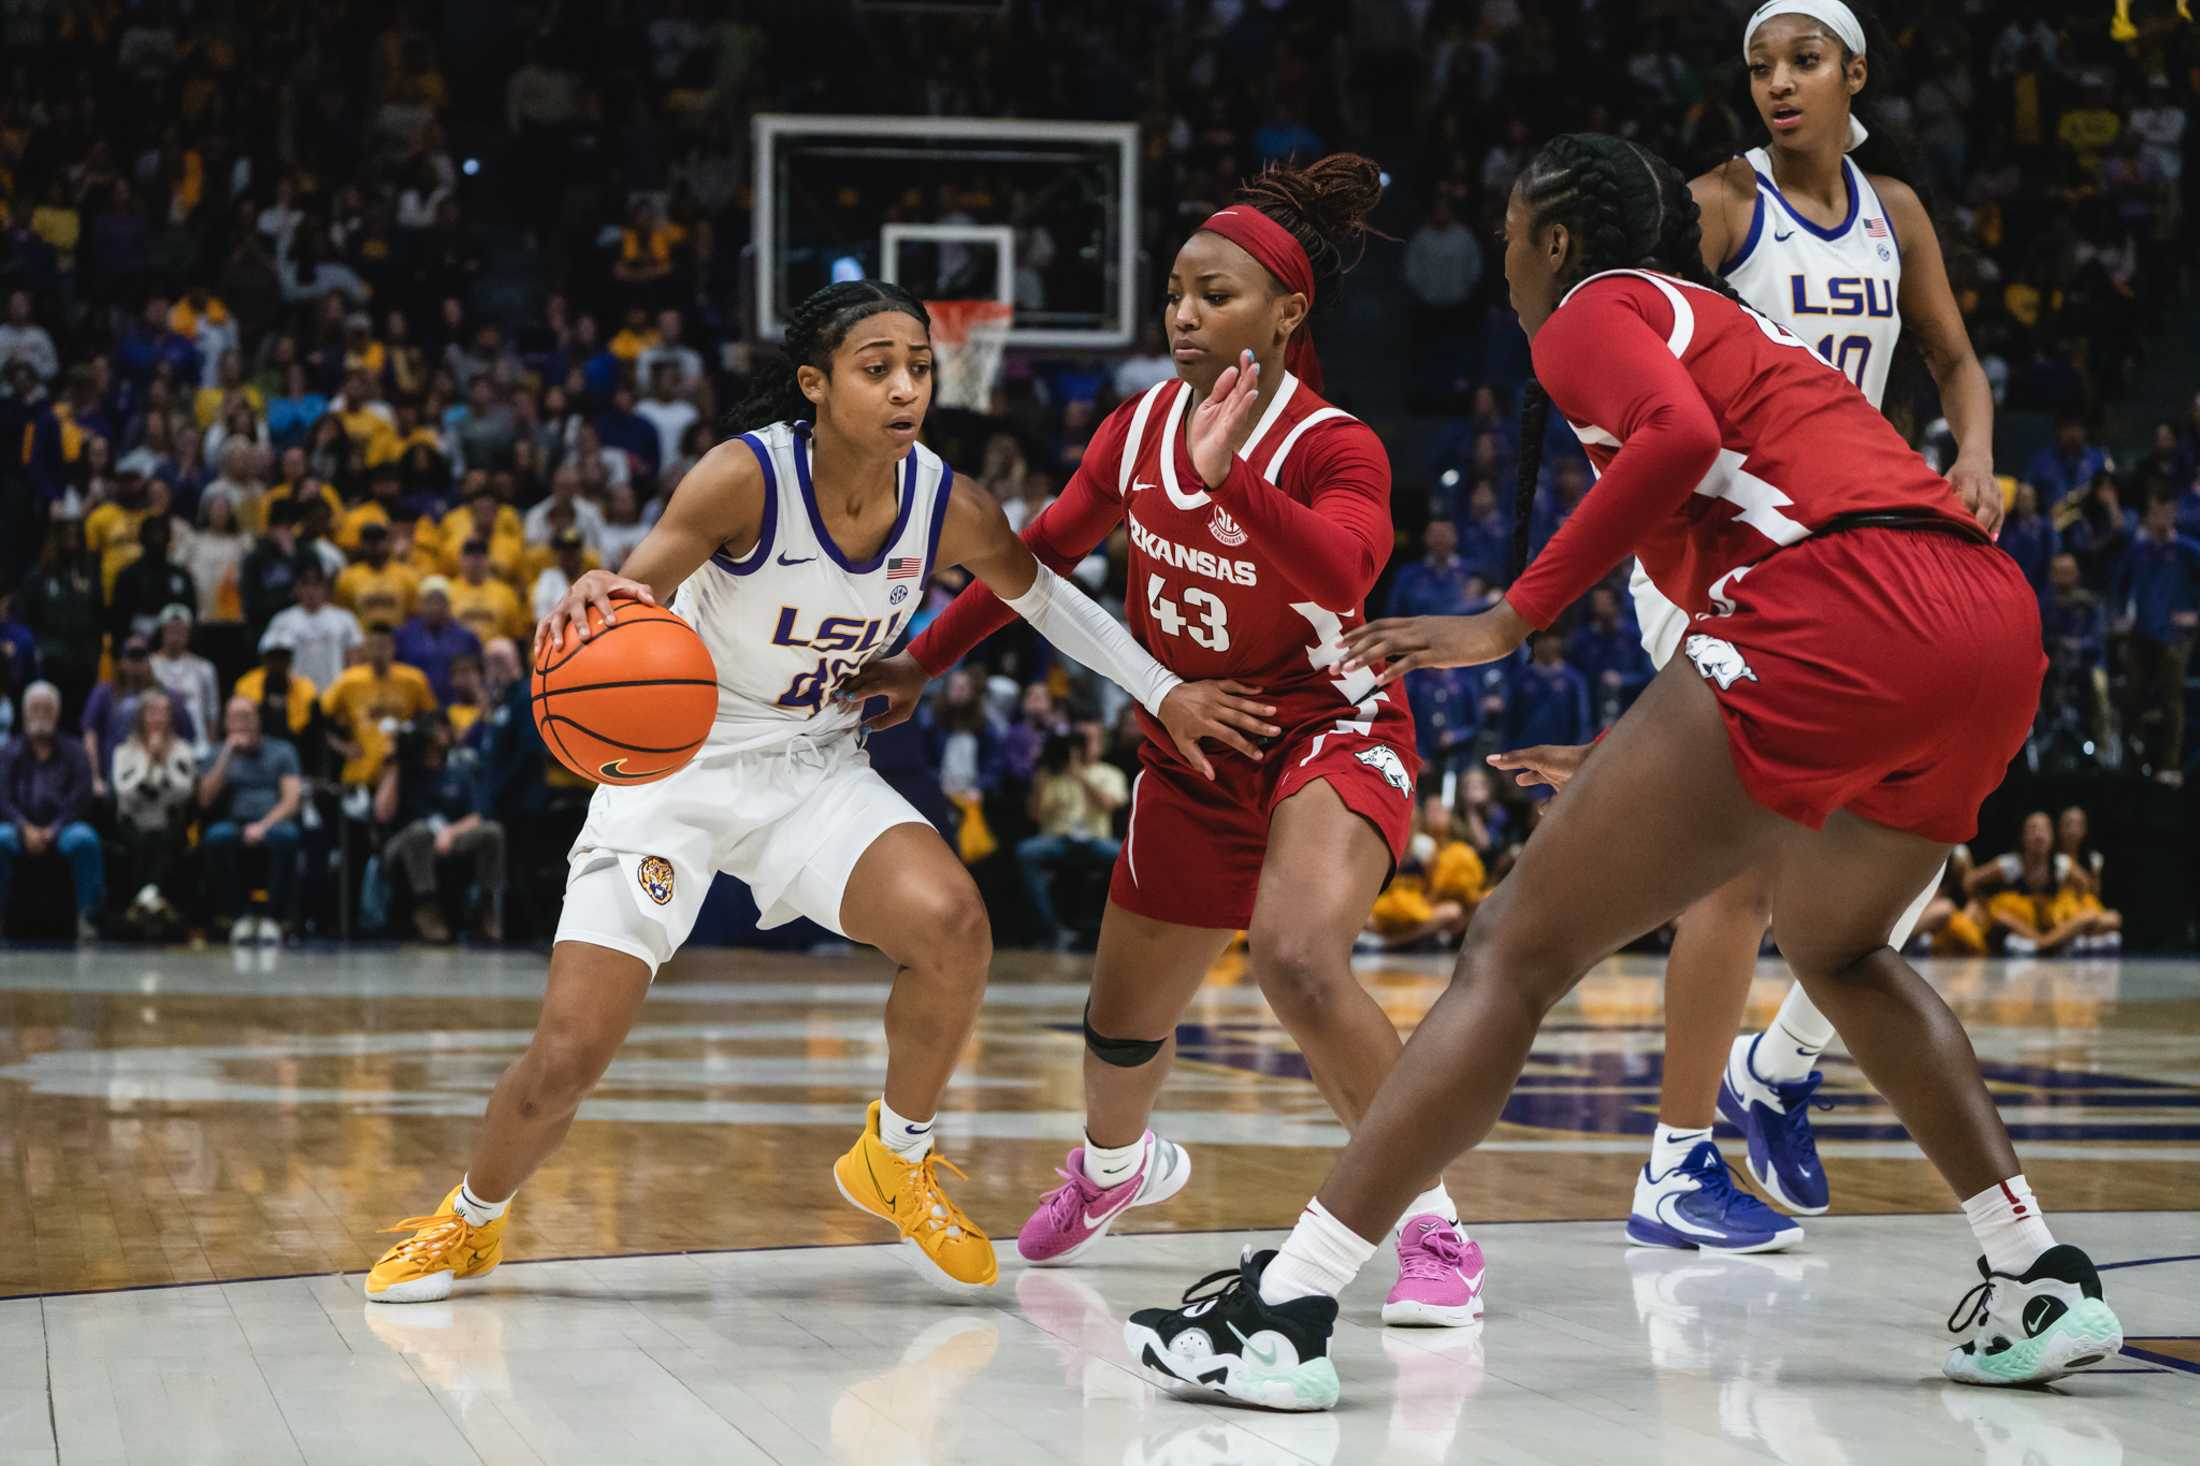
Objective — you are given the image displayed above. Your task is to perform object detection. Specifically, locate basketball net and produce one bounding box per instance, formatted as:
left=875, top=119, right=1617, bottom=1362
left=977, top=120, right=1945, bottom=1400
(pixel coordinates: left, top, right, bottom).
left=926, top=299, right=1013, bottom=411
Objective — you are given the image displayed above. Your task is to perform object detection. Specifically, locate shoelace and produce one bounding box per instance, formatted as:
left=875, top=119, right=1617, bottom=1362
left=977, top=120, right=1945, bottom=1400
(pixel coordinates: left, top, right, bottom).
left=894, top=1152, right=978, bottom=1243
left=1041, top=1165, right=1107, bottom=1229
left=1773, top=1073, right=1833, bottom=1167
left=1177, top=1263, right=1251, bottom=1311
left=1398, top=1225, right=1469, bottom=1282
left=1947, top=1278, right=1995, bottom=1334
left=379, top=1211, right=476, bottom=1265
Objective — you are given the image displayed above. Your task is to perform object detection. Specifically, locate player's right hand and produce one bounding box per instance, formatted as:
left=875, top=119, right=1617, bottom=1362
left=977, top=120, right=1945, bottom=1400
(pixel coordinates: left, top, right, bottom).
left=534, top=570, right=657, bottom=667
left=838, top=651, right=928, bottom=731
left=1487, top=741, right=1590, bottom=791
left=1156, top=679, right=1281, bottom=781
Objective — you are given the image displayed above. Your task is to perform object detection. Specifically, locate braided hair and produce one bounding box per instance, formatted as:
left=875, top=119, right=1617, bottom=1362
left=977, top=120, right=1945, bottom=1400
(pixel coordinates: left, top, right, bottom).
left=1234, top=153, right=1388, bottom=295
left=1507, top=134, right=1737, bottom=580
left=727, top=280, right=932, bottom=435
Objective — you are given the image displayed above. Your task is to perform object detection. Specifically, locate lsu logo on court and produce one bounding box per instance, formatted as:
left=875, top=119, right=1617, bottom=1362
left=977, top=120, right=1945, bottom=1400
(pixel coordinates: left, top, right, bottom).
left=637, top=855, right=676, bottom=906
left=1684, top=634, right=1757, bottom=690
left=1355, top=744, right=1414, bottom=797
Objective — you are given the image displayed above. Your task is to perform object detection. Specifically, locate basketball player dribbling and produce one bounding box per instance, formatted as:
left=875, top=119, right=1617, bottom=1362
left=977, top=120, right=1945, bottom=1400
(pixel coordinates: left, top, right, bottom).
left=1126, top=134, right=2123, bottom=1410
left=852, top=156, right=1488, bottom=1328
left=364, top=279, right=1275, bottom=1302
left=1495, top=0, right=2008, bottom=1253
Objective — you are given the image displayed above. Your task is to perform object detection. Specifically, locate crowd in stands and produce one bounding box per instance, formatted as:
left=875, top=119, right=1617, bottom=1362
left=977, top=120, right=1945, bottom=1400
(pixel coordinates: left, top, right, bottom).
left=0, top=3, right=2193, bottom=947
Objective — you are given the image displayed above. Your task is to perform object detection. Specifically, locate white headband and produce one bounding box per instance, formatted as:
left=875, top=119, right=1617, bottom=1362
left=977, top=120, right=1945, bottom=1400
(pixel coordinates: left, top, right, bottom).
left=1743, top=0, right=1871, bottom=152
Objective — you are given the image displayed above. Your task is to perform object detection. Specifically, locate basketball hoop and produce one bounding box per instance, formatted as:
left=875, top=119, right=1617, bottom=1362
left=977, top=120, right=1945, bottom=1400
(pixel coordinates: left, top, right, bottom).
left=926, top=299, right=1013, bottom=411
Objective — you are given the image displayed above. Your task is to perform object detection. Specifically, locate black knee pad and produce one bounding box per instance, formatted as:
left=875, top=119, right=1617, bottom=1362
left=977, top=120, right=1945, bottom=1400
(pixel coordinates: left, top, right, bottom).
left=1083, top=999, right=1165, bottom=1068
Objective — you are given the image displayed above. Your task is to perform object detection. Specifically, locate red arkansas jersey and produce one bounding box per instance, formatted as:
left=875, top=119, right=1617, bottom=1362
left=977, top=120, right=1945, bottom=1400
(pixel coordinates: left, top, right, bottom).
left=1507, top=269, right=1980, bottom=629
left=1100, top=371, right=1413, bottom=746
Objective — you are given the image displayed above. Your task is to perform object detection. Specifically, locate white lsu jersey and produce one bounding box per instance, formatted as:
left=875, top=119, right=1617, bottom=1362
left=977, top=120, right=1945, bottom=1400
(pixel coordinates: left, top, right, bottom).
left=1631, top=147, right=1908, bottom=666
left=671, top=420, right=952, bottom=753
left=1721, top=145, right=1903, bottom=409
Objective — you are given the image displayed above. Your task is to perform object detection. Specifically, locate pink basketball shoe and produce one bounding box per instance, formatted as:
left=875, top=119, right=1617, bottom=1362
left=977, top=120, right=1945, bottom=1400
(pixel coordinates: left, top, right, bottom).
left=1015, top=1132, right=1190, bottom=1266
left=1381, top=1214, right=1486, bottom=1326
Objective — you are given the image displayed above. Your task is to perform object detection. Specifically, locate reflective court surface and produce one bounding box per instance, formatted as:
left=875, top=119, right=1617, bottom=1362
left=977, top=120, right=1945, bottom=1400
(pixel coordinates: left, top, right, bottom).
left=0, top=945, right=2194, bottom=1464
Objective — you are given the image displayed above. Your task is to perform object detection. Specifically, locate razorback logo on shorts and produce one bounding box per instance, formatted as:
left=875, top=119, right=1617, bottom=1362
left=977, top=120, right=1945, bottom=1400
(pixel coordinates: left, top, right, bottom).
left=1684, top=634, right=1758, bottom=691
left=637, top=855, right=676, bottom=906
left=1354, top=744, right=1414, bottom=797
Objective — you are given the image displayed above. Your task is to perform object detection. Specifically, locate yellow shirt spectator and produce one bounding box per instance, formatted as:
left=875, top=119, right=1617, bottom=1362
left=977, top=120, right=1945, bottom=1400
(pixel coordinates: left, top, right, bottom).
left=447, top=574, right=528, bottom=644
left=265, top=478, right=345, bottom=524
left=84, top=499, right=149, bottom=599
left=322, top=661, right=436, bottom=785
left=447, top=702, right=482, bottom=740
left=234, top=665, right=319, bottom=740
left=519, top=539, right=602, bottom=592
left=335, top=557, right=421, bottom=627
left=193, top=382, right=266, bottom=429
left=168, top=294, right=229, bottom=338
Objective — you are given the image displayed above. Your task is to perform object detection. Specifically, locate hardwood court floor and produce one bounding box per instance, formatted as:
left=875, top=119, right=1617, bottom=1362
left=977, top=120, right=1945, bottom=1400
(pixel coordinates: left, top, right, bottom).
left=0, top=946, right=2194, bottom=1463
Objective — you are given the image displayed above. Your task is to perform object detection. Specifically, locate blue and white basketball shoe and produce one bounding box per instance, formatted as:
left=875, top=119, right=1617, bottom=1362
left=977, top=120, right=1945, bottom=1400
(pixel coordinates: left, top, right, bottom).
left=1626, top=1139, right=1802, bottom=1253
left=1717, top=1033, right=1832, bottom=1215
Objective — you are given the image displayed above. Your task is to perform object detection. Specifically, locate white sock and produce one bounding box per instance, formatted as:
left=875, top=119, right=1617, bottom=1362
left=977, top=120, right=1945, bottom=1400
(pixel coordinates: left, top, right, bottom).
left=877, top=1096, right=935, bottom=1161
left=1259, top=1199, right=1378, bottom=1306
left=1648, top=1121, right=1712, bottom=1176
left=1081, top=1131, right=1148, bottom=1189
left=452, top=1177, right=509, bottom=1226
left=1962, top=1175, right=2056, bottom=1276
left=1396, top=1182, right=1458, bottom=1232
left=1754, top=987, right=1837, bottom=1084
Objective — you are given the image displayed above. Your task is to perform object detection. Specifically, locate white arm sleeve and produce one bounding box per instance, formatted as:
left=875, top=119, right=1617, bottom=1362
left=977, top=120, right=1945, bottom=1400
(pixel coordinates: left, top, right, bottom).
left=1002, top=563, right=1182, bottom=718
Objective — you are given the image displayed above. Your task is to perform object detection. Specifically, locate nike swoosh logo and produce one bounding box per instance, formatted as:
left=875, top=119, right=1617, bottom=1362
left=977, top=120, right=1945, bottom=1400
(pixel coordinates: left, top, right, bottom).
left=862, top=1148, right=894, bottom=1209
left=1130, top=479, right=1157, bottom=492
left=1227, top=1323, right=1281, bottom=1368
left=2023, top=1297, right=2055, bottom=1335
left=1656, top=1196, right=1731, bottom=1240
left=777, top=553, right=815, bottom=566
left=1773, top=229, right=1795, bottom=242
left=1081, top=1190, right=1137, bottom=1231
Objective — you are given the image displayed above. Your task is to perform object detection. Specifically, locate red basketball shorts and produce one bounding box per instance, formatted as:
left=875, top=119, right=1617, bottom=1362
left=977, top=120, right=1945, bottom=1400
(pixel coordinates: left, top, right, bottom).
left=1108, top=718, right=1420, bottom=930
left=1683, top=525, right=2045, bottom=845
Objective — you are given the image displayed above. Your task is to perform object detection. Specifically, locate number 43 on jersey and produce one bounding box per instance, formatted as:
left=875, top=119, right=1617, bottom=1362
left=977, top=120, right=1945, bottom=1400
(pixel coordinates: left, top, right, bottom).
left=1146, top=574, right=1230, bottom=652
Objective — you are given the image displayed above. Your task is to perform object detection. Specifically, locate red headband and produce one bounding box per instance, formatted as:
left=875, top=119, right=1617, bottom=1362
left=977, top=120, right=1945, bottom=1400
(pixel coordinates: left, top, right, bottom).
left=1198, top=208, right=1322, bottom=395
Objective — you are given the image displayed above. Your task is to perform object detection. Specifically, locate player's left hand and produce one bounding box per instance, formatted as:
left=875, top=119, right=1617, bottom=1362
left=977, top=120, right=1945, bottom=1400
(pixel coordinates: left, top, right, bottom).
left=1340, top=602, right=1534, bottom=686
left=1187, top=350, right=1263, bottom=489
left=1947, top=459, right=2003, bottom=539
left=1155, top=679, right=1281, bottom=780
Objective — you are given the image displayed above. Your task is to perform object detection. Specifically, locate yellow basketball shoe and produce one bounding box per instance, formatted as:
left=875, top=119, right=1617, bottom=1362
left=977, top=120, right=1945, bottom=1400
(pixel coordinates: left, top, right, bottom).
left=833, top=1101, right=999, bottom=1293
left=364, top=1186, right=508, bottom=1303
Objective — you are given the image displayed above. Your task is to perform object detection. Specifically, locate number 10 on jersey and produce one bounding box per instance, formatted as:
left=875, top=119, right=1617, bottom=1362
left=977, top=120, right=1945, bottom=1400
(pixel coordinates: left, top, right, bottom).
left=1146, top=573, right=1230, bottom=652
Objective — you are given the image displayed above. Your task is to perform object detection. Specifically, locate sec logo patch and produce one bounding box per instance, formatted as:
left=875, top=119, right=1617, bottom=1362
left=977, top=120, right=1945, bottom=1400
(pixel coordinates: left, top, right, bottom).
left=637, top=855, right=676, bottom=906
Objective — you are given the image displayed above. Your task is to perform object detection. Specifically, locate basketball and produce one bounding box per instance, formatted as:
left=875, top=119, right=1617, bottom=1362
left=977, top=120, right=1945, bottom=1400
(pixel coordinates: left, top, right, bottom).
left=531, top=601, right=717, bottom=785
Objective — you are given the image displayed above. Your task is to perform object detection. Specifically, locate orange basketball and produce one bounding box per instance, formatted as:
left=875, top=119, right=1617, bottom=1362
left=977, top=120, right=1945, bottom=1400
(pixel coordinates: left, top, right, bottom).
left=532, top=601, right=717, bottom=785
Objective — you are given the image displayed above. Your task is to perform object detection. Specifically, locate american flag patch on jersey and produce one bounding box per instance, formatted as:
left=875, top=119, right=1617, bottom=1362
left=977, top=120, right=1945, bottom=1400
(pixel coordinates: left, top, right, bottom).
left=886, top=556, right=924, bottom=580
left=1863, top=216, right=1888, bottom=238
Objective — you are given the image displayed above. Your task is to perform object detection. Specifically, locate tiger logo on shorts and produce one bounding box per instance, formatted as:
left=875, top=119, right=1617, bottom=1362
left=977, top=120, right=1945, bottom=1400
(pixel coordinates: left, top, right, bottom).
left=637, top=855, right=676, bottom=906
left=1684, top=634, right=1759, bottom=691
left=1355, top=744, right=1414, bottom=797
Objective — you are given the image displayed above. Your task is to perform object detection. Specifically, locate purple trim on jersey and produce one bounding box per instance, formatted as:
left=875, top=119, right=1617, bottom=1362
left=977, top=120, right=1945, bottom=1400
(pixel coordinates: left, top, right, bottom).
left=1721, top=186, right=1767, bottom=275
left=710, top=433, right=779, bottom=576
left=789, top=421, right=917, bottom=575
left=1880, top=198, right=1902, bottom=256
left=921, top=461, right=955, bottom=585
left=1750, top=157, right=1861, bottom=243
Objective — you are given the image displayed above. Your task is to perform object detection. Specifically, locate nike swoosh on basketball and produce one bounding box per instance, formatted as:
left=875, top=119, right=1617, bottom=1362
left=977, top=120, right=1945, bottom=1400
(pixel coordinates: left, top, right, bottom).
left=777, top=553, right=815, bottom=566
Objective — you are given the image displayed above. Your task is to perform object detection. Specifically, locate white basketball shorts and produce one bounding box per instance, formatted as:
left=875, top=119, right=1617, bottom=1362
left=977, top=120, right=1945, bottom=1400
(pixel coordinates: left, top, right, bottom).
left=553, top=729, right=930, bottom=974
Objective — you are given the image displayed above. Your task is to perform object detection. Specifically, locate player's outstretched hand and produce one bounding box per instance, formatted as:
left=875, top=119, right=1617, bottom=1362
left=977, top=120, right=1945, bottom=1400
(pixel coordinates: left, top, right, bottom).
left=1339, top=602, right=1533, bottom=687
left=1488, top=742, right=1590, bottom=791
left=838, top=652, right=928, bottom=732
left=534, top=569, right=657, bottom=667
left=1947, top=460, right=2003, bottom=539
left=1156, top=679, right=1281, bottom=780
left=1187, top=349, right=1263, bottom=489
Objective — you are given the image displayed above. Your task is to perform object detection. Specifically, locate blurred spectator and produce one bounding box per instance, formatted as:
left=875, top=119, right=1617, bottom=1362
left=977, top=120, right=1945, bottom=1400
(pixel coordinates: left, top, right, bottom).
left=597, top=482, right=653, bottom=571
left=1965, top=810, right=2115, bottom=955
left=239, top=499, right=305, bottom=632
left=110, top=689, right=197, bottom=935
left=395, top=578, right=482, bottom=704
left=472, top=638, right=546, bottom=828
left=2059, top=472, right=2139, bottom=592
left=235, top=638, right=320, bottom=753
left=335, top=522, right=421, bottom=627
left=2111, top=487, right=2200, bottom=785
left=1364, top=795, right=1485, bottom=951
left=530, top=527, right=597, bottom=622
left=2039, top=552, right=2111, bottom=755
left=261, top=560, right=362, bottom=691
left=1016, top=727, right=1124, bottom=947
left=108, top=513, right=196, bottom=648
left=2026, top=416, right=2110, bottom=509
left=635, top=361, right=700, bottom=471
left=0, top=682, right=104, bottom=940
left=197, top=695, right=303, bottom=943
left=1112, top=321, right=1175, bottom=398
left=186, top=471, right=254, bottom=621
left=1387, top=520, right=1483, bottom=619
left=0, top=290, right=58, bottom=382
left=2000, top=481, right=2057, bottom=593
left=1456, top=480, right=1511, bottom=585
left=322, top=623, right=437, bottom=788
left=1406, top=665, right=1484, bottom=763
left=445, top=653, right=489, bottom=740
left=373, top=716, right=505, bottom=943
left=16, top=517, right=103, bottom=719
left=594, top=382, right=660, bottom=485
left=1457, top=766, right=1511, bottom=865
left=635, top=309, right=704, bottom=393
left=1507, top=635, right=1590, bottom=751
left=82, top=637, right=198, bottom=789
left=446, top=374, right=516, bottom=477
left=1564, top=585, right=1652, bottom=728
left=149, top=604, right=220, bottom=750
left=523, top=464, right=607, bottom=550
